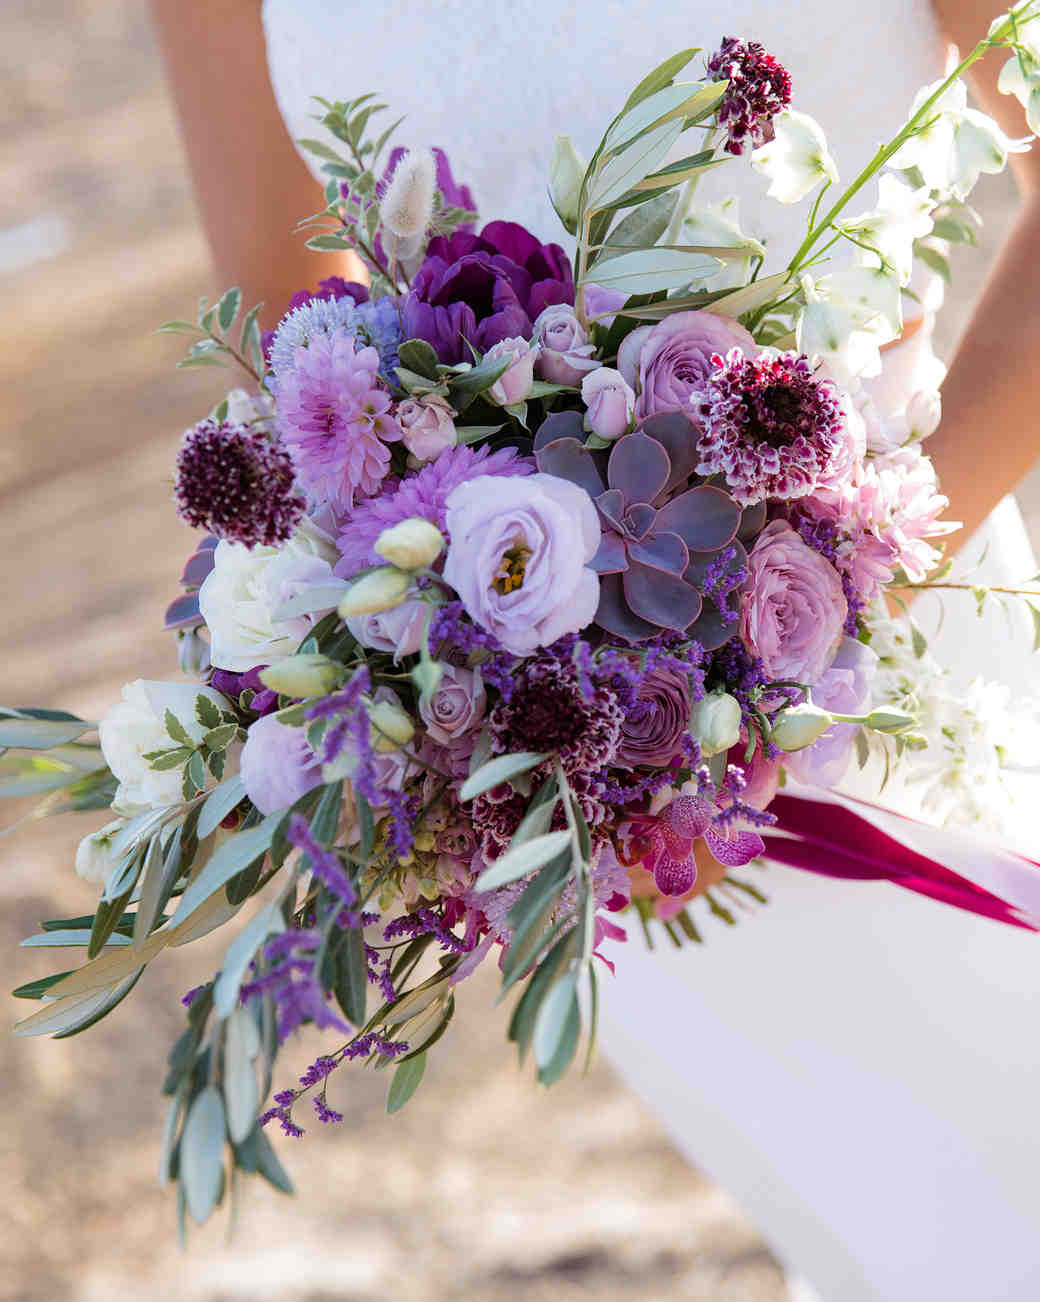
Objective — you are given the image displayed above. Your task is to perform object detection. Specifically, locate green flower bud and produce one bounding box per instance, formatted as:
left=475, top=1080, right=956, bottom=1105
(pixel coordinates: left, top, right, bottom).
left=549, top=134, right=587, bottom=235
left=374, top=518, right=445, bottom=571
left=259, top=654, right=344, bottom=699
left=864, top=707, right=916, bottom=735
left=367, top=698, right=416, bottom=752
left=771, top=702, right=834, bottom=753
left=410, top=657, right=444, bottom=703
left=689, top=691, right=742, bottom=757
left=338, top=567, right=411, bottom=618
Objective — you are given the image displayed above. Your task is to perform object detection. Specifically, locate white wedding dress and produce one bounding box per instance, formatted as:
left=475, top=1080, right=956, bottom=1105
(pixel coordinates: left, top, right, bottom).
left=263, top=4, right=1040, bottom=1298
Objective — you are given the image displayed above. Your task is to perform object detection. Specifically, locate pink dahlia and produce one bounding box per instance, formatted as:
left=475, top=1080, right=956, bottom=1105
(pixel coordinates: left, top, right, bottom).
left=692, top=348, right=854, bottom=507
left=705, top=37, right=792, bottom=157
left=275, top=331, right=401, bottom=516
left=334, top=443, right=532, bottom=578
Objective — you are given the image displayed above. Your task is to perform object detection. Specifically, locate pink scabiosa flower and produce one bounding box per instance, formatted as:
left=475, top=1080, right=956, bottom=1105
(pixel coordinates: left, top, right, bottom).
left=623, top=794, right=764, bottom=897
left=174, top=420, right=305, bottom=547
left=334, top=443, right=532, bottom=578
left=275, top=330, right=402, bottom=515
left=692, top=348, right=855, bottom=507
left=705, top=37, right=793, bottom=156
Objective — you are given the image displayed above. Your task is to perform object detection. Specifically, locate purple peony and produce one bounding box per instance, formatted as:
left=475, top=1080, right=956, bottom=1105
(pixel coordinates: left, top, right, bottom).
left=618, top=311, right=756, bottom=423
left=402, top=221, right=574, bottom=364
left=442, top=472, right=601, bottom=656
left=275, top=332, right=401, bottom=516
left=616, top=663, right=694, bottom=768
left=334, top=443, right=532, bottom=578
left=240, top=713, right=323, bottom=815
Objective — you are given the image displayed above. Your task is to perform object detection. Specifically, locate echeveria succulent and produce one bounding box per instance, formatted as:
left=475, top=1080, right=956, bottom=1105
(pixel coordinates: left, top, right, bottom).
left=534, top=412, right=747, bottom=646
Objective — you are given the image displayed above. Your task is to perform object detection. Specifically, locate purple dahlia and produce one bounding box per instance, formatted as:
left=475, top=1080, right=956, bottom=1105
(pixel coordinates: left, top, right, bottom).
left=402, top=221, right=574, bottom=364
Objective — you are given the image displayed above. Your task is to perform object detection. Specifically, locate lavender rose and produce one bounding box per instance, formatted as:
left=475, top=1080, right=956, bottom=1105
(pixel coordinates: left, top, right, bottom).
left=618, top=310, right=757, bottom=422
left=533, top=304, right=599, bottom=385
left=486, top=337, right=538, bottom=406
left=240, top=713, right=323, bottom=815
left=347, top=596, right=428, bottom=662
left=419, top=663, right=487, bottom=745
left=443, top=472, right=601, bottom=655
left=740, top=520, right=847, bottom=683
left=398, top=394, right=458, bottom=462
left=581, top=367, right=635, bottom=441
left=401, top=221, right=573, bottom=364
left=784, top=637, right=878, bottom=786
left=617, top=664, right=693, bottom=767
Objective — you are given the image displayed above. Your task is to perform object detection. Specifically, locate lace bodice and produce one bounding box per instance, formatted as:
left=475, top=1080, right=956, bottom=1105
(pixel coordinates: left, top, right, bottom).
left=262, top=0, right=944, bottom=265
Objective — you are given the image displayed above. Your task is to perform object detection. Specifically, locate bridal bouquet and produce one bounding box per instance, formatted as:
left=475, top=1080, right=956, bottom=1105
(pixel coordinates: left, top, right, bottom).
left=9, top=4, right=1040, bottom=1231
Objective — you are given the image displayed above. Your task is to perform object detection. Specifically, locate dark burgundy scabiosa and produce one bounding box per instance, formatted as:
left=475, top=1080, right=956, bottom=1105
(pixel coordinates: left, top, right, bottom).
left=174, top=420, right=305, bottom=548
left=535, top=411, right=744, bottom=647
left=706, top=37, right=792, bottom=156
left=402, top=221, right=574, bottom=364
left=692, top=349, right=853, bottom=508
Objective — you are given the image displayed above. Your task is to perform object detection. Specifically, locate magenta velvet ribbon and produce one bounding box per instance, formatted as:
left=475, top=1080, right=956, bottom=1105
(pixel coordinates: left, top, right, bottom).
left=763, top=790, right=1040, bottom=931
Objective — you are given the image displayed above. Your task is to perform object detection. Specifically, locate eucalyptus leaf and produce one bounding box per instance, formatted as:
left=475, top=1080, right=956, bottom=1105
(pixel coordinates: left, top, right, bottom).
left=306, top=233, right=351, bottom=252
left=224, top=1007, right=261, bottom=1143
left=474, top=830, right=573, bottom=893
left=20, top=929, right=130, bottom=948
left=532, top=970, right=579, bottom=1070
left=459, top=751, right=548, bottom=802
left=586, top=120, right=683, bottom=212
left=0, top=714, right=93, bottom=748
left=621, top=48, right=700, bottom=112
left=592, top=191, right=678, bottom=264
left=181, top=1087, right=226, bottom=1225
left=605, top=80, right=725, bottom=154
left=133, top=837, right=166, bottom=947
left=387, top=1051, right=427, bottom=1113
left=213, top=895, right=286, bottom=1018
left=197, top=774, right=246, bottom=841
left=169, top=815, right=279, bottom=929
left=587, top=245, right=721, bottom=294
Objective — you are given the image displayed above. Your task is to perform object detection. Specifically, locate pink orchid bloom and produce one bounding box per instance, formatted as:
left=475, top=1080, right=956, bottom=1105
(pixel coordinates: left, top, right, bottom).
left=627, top=795, right=765, bottom=897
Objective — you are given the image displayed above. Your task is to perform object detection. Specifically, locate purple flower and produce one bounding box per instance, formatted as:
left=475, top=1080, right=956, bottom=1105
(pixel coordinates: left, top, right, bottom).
left=535, top=412, right=743, bottom=647
left=616, top=663, right=693, bottom=768
left=442, top=472, right=601, bottom=656
left=740, top=520, right=847, bottom=683
left=784, top=637, right=878, bottom=786
left=706, top=37, right=793, bottom=156
left=402, top=221, right=573, bottom=364
left=334, top=443, right=532, bottom=578
left=618, top=311, right=756, bottom=423
left=692, top=349, right=855, bottom=507
left=347, top=596, right=427, bottom=661
left=419, top=663, right=486, bottom=745
left=275, top=332, right=402, bottom=515
left=174, top=420, right=305, bottom=548
left=240, top=713, right=323, bottom=815
left=533, top=304, right=599, bottom=386
left=286, top=275, right=370, bottom=312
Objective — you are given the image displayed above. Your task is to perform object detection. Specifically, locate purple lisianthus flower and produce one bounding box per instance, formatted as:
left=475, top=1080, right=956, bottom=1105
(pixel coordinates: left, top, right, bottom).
left=616, top=663, right=693, bottom=768
left=402, top=221, right=573, bottom=364
left=335, top=443, right=532, bottom=578
left=618, top=311, right=756, bottom=422
left=442, top=472, right=601, bottom=656
left=240, top=713, right=323, bottom=815
left=784, top=637, right=878, bottom=787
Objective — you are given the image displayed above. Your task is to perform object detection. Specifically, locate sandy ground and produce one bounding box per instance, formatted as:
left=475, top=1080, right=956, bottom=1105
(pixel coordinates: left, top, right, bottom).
left=2, top=5, right=1037, bottom=1302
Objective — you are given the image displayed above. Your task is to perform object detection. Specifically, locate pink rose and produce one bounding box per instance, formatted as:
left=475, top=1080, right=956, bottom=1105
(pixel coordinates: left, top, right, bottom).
left=419, top=663, right=487, bottom=745
left=618, top=310, right=756, bottom=422
left=581, top=367, right=635, bottom=441
left=741, top=520, right=847, bottom=683
left=347, top=596, right=427, bottom=662
left=533, top=304, right=599, bottom=385
left=398, top=395, right=458, bottom=462
left=485, top=337, right=538, bottom=406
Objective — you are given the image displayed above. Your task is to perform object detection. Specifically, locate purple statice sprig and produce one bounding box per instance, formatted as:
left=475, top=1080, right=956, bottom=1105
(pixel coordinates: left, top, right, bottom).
left=793, top=511, right=866, bottom=635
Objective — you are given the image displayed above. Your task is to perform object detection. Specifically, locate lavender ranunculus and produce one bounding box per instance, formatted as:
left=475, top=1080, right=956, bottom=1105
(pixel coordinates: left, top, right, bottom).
left=402, top=221, right=573, bottom=364
left=616, top=664, right=693, bottom=768
left=740, top=520, right=847, bottom=683
left=618, top=310, right=757, bottom=422
left=442, top=472, right=600, bottom=655
left=785, top=637, right=878, bottom=786
left=240, top=713, right=323, bottom=815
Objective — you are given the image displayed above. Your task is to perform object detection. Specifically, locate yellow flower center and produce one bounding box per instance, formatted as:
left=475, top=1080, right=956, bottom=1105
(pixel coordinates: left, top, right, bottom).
left=492, top=542, right=531, bottom=594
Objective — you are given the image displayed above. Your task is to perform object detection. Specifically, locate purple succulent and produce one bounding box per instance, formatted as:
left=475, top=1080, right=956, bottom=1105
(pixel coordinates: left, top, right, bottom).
left=164, top=535, right=218, bottom=632
left=534, top=412, right=746, bottom=646
left=401, top=221, right=574, bottom=364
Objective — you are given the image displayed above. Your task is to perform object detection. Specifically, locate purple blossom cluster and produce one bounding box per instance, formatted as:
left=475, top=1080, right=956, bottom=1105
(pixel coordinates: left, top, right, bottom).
left=706, top=36, right=793, bottom=155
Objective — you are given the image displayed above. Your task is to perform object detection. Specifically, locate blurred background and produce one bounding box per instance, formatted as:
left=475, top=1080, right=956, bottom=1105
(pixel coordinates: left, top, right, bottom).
left=3, top=4, right=1038, bottom=1301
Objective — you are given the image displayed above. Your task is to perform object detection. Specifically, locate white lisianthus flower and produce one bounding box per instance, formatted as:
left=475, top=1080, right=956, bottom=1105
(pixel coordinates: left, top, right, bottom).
left=224, top=386, right=275, bottom=432
left=199, top=518, right=340, bottom=671
left=889, top=77, right=1030, bottom=199
left=681, top=199, right=766, bottom=291
left=999, top=50, right=1040, bottom=135
left=75, top=817, right=128, bottom=887
left=796, top=275, right=883, bottom=387
left=99, top=680, right=231, bottom=815
left=812, top=264, right=904, bottom=340
left=841, top=174, right=935, bottom=285
left=751, top=110, right=839, bottom=203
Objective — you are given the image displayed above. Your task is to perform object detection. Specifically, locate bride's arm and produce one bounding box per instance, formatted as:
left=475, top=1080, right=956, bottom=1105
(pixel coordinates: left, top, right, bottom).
left=151, top=0, right=360, bottom=327
left=928, top=0, right=1040, bottom=549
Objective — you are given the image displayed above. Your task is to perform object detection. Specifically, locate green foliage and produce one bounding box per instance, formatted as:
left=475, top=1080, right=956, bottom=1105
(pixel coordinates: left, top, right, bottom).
left=158, top=288, right=264, bottom=379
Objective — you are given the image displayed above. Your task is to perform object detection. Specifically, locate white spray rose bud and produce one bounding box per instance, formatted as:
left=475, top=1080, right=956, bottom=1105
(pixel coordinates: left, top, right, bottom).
left=75, top=818, right=127, bottom=888
left=689, top=692, right=742, bottom=757
left=549, top=134, right=586, bottom=235
left=367, top=698, right=416, bottom=752
left=374, top=518, right=445, bottom=570
left=381, top=147, right=436, bottom=242
left=338, top=567, right=412, bottom=618
left=772, top=703, right=835, bottom=753
left=259, top=654, right=344, bottom=698
left=906, top=389, right=941, bottom=441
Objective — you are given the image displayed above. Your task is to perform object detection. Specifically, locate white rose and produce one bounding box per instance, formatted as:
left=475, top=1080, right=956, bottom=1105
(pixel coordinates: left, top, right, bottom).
left=99, top=680, right=231, bottom=815
left=199, top=519, right=340, bottom=672
left=224, top=386, right=275, bottom=432
left=75, top=817, right=128, bottom=887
